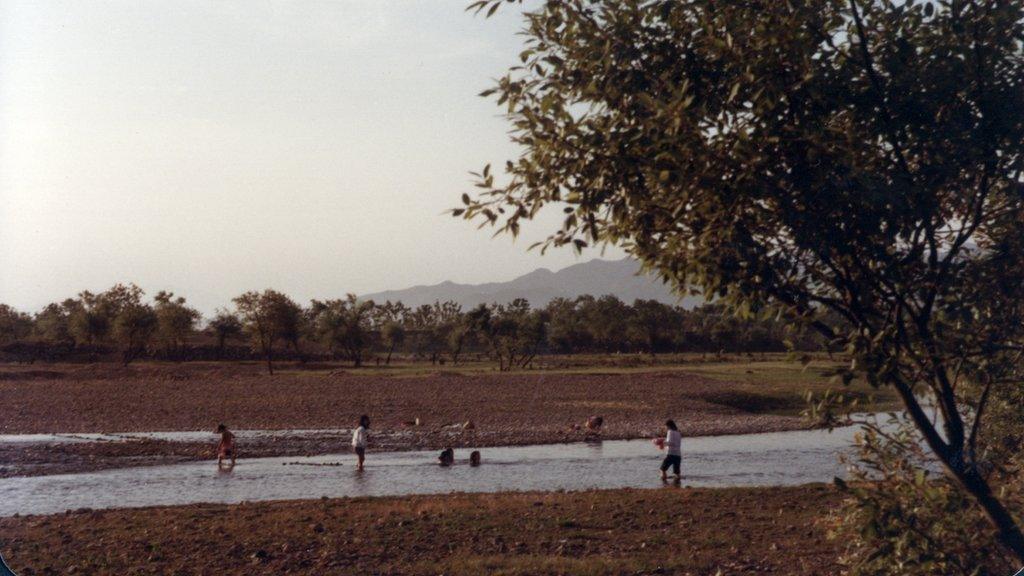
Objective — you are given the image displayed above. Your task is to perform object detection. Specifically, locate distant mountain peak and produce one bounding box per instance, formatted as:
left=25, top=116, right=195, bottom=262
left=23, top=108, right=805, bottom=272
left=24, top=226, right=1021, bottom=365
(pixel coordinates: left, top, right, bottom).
left=525, top=267, right=554, bottom=275
left=361, top=258, right=701, bottom=309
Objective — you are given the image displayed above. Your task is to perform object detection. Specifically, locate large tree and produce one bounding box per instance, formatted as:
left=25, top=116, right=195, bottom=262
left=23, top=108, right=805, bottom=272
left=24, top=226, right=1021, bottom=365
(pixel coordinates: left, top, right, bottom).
left=544, top=297, right=590, bottom=354
left=580, top=295, right=632, bottom=353
left=32, top=300, right=80, bottom=347
left=233, top=289, right=302, bottom=374
left=112, top=300, right=158, bottom=366
left=68, top=284, right=144, bottom=348
left=312, top=294, right=376, bottom=367
left=153, top=291, right=200, bottom=359
left=208, top=310, right=243, bottom=360
left=469, top=299, right=548, bottom=371
left=461, top=0, right=1024, bottom=563
left=629, top=299, right=682, bottom=356
left=379, top=321, right=406, bottom=365
left=64, top=283, right=159, bottom=365
left=0, top=304, right=33, bottom=345
left=373, top=301, right=409, bottom=365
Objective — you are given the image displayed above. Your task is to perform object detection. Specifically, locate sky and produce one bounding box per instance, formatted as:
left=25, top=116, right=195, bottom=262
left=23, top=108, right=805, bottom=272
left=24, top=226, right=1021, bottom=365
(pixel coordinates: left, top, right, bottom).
left=0, top=0, right=624, bottom=315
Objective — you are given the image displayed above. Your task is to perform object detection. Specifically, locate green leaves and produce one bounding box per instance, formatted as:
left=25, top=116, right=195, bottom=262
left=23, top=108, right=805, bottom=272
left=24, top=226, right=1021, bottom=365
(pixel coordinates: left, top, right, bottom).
left=727, top=81, right=740, bottom=104
left=465, top=0, right=516, bottom=18
left=456, top=1, right=1024, bottom=563
left=233, top=289, right=304, bottom=373
left=831, top=412, right=1019, bottom=575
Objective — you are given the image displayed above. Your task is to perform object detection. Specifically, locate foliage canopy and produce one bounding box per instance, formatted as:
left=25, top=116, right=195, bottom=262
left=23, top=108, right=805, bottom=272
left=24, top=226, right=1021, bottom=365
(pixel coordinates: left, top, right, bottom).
left=460, top=0, right=1024, bottom=564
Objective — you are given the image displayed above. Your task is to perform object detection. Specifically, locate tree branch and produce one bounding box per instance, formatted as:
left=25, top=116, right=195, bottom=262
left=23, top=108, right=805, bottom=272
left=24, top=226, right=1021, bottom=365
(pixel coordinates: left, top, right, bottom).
left=968, top=375, right=994, bottom=463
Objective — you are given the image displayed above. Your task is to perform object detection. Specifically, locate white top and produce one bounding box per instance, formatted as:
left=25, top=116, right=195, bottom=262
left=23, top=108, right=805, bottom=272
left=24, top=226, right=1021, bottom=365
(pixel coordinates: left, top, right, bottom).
left=352, top=426, right=367, bottom=449
left=664, top=429, right=682, bottom=456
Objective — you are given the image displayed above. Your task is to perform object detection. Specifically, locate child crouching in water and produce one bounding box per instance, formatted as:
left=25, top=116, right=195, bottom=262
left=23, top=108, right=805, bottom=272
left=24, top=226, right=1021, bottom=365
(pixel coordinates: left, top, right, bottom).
left=216, top=423, right=236, bottom=467
left=352, top=414, right=370, bottom=471
left=660, top=419, right=682, bottom=481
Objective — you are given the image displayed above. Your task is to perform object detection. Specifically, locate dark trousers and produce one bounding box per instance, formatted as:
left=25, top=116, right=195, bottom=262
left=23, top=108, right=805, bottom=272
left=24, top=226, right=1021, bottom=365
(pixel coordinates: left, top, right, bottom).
left=660, top=454, right=681, bottom=475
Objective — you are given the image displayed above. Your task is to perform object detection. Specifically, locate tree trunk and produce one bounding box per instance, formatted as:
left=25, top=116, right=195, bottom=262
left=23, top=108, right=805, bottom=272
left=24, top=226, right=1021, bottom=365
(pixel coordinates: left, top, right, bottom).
left=892, top=376, right=1024, bottom=563
left=386, top=344, right=395, bottom=365
left=956, top=465, right=1024, bottom=561
left=451, top=341, right=464, bottom=365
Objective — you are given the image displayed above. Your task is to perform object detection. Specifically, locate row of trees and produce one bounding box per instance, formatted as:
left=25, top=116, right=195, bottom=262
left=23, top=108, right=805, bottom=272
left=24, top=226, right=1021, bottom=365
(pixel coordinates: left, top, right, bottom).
left=0, top=287, right=200, bottom=365
left=0, top=287, right=825, bottom=371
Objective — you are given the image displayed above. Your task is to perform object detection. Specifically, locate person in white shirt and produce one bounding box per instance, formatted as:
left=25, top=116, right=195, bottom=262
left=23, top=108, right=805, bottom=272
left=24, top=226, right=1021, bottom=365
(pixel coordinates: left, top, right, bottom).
left=660, top=419, right=682, bottom=480
left=352, top=414, right=370, bottom=471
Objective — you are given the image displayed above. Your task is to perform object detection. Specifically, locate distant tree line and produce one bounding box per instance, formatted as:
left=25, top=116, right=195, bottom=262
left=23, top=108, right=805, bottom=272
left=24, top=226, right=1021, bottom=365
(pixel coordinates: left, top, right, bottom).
left=0, top=286, right=826, bottom=371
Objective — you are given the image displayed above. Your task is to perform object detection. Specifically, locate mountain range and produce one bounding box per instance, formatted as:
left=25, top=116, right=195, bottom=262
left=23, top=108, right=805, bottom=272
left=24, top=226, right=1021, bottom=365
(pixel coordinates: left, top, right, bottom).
left=362, top=258, right=702, bottom=309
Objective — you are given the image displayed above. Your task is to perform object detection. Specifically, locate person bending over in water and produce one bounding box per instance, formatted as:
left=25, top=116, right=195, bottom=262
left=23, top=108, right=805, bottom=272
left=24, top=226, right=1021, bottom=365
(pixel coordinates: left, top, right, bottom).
left=216, top=423, right=236, bottom=467
left=660, top=419, right=682, bottom=480
left=352, top=414, right=370, bottom=471
left=438, top=447, right=455, bottom=466
left=469, top=450, right=481, bottom=466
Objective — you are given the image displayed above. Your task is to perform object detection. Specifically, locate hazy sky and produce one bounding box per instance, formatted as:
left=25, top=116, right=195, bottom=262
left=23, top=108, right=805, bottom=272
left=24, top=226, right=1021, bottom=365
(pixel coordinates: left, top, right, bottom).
left=0, top=0, right=624, bottom=315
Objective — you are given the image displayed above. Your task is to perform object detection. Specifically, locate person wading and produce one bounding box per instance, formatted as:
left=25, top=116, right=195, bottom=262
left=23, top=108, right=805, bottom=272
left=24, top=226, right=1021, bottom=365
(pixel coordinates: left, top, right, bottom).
left=352, top=414, right=370, bottom=471
left=660, top=420, right=682, bottom=481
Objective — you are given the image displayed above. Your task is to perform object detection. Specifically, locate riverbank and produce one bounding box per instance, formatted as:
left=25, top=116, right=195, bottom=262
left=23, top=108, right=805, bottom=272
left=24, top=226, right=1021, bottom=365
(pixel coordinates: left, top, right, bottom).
left=0, top=364, right=796, bottom=477
left=0, top=484, right=843, bottom=575
left=1, top=360, right=892, bottom=478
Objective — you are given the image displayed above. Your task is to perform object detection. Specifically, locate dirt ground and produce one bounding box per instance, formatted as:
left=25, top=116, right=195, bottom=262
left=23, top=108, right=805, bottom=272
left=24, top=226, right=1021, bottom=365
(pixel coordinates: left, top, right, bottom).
left=0, top=485, right=843, bottom=576
left=1, top=362, right=820, bottom=477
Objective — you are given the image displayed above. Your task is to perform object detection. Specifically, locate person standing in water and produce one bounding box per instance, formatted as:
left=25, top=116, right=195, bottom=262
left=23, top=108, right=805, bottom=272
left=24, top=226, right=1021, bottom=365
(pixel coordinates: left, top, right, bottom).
left=216, top=423, right=236, bottom=467
left=352, top=414, right=370, bottom=471
left=660, top=419, right=682, bottom=481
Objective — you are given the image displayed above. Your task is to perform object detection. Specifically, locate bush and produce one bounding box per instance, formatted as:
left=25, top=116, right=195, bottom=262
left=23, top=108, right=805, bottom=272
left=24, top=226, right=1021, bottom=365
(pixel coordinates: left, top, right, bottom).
left=831, top=415, right=1021, bottom=575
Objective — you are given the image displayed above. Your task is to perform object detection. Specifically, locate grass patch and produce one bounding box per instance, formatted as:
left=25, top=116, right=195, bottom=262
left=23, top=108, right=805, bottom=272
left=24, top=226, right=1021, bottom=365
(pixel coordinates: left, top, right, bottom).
left=679, top=360, right=901, bottom=415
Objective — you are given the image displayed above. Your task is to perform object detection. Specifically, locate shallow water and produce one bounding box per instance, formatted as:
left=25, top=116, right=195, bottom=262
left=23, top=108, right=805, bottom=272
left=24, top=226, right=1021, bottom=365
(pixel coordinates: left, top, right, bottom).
left=0, top=425, right=864, bottom=517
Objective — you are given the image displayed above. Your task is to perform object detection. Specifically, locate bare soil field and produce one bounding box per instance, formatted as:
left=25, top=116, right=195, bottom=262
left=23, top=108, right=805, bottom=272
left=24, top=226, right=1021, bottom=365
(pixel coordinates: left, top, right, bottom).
left=0, top=485, right=842, bottom=576
left=0, top=361, right=828, bottom=477
left=0, top=362, right=816, bottom=433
